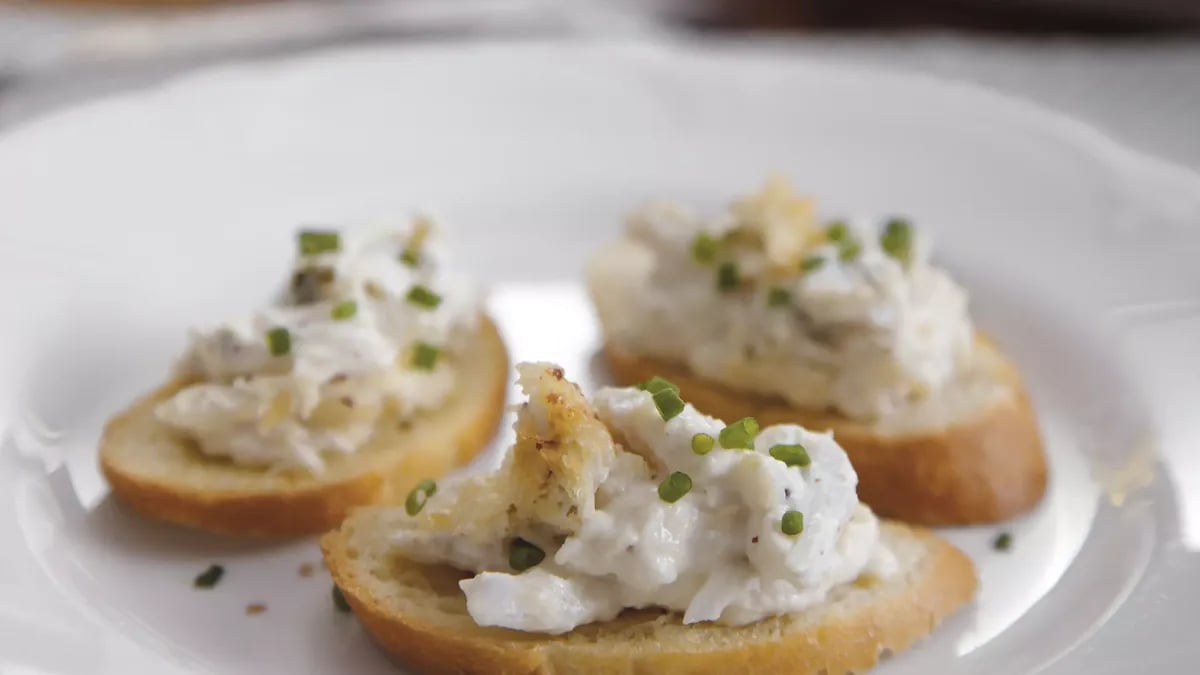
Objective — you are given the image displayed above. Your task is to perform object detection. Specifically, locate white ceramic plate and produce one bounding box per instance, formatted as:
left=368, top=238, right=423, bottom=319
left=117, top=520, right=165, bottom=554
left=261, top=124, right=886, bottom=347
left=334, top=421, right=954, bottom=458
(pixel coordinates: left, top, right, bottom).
left=1, top=39, right=1198, bottom=675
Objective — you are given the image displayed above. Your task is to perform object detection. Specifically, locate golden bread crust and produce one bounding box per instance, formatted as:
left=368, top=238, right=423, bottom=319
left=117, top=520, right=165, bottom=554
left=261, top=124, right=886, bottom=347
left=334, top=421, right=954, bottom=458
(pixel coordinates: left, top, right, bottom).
left=321, top=512, right=977, bottom=675
left=98, top=317, right=508, bottom=536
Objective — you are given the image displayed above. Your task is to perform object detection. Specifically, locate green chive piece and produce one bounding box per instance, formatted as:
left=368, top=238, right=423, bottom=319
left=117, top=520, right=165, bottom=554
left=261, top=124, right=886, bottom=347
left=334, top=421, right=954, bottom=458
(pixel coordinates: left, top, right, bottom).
left=509, top=538, right=546, bottom=572
left=767, top=286, right=791, bottom=308
left=411, top=342, right=440, bottom=370
left=658, top=471, right=693, bottom=503
left=330, top=300, right=357, bottom=320
left=332, top=585, right=352, bottom=613
left=769, top=443, right=812, bottom=468
left=298, top=230, right=341, bottom=256
left=405, top=284, right=442, bottom=309
left=399, top=248, right=420, bottom=267
left=716, top=262, right=740, bottom=292
left=691, top=433, right=715, bottom=455
left=404, top=479, right=437, bottom=516
left=691, top=232, right=720, bottom=265
left=194, top=564, right=224, bottom=589
left=781, top=510, right=805, bottom=536
left=637, top=376, right=679, bottom=396
left=801, top=256, right=825, bottom=273
left=652, top=389, right=686, bottom=421
left=880, top=218, right=913, bottom=265
left=266, top=327, right=291, bottom=356
left=825, top=221, right=848, bottom=242
left=838, top=238, right=862, bottom=262
left=718, top=417, right=760, bottom=450
left=993, top=532, right=1013, bottom=552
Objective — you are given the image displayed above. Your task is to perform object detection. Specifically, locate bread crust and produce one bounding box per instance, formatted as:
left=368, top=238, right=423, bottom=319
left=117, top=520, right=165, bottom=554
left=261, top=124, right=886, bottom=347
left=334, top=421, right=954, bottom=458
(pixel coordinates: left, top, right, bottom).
left=321, top=516, right=977, bottom=675
left=602, top=344, right=1046, bottom=525
left=98, top=317, right=508, bottom=536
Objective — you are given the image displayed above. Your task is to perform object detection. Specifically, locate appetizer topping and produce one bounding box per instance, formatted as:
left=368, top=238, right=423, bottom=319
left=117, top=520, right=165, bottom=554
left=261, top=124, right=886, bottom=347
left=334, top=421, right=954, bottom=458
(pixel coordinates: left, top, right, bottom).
left=825, top=221, right=849, bottom=243
left=155, top=220, right=481, bottom=472
left=398, top=248, right=420, bottom=267
left=718, top=417, right=759, bottom=450
left=298, top=230, right=341, bottom=256
left=591, top=177, right=974, bottom=420
left=800, top=255, right=825, bottom=273
left=781, top=510, right=805, bottom=536
left=691, top=232, right=719, bottom=264
left=389, top=363, right=891, bottom=634
left=405, top=479, right=437, bottom=516
left=837, top=236, right=862, bottom=262
left=880, top=217, right=913, bottom=265
left=509, top=538, right=546, bottom=572
left=769, top=443, right=812, bottom=468
left=405, top=284, right=442, bottom=309
left=266, top=326, right=291, bottom=356
left=650, top=388, right=685, bottom=421
left=411, top=342, right=441, bottom=370
left=636, top=376, right=679, bottom=395
left=330, top=300, right=357, bottom=321
left=657, top=471, right=693, bottom=503
left=194, top=564, right=225, bottom=589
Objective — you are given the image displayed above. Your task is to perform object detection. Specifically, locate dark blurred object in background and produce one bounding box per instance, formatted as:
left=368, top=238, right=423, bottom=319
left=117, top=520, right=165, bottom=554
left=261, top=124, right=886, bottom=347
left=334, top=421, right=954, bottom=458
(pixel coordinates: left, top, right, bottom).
left=658, top=0, right=1200, bottom=32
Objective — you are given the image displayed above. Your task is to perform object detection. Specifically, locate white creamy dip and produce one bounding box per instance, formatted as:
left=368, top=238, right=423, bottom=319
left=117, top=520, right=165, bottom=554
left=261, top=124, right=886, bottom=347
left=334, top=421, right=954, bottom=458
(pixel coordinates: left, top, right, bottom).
left=390, top=363, right=894, bottom=634
left=155, top=221, right=481, bottom=472
left=588, top=178, right=975, bottom=420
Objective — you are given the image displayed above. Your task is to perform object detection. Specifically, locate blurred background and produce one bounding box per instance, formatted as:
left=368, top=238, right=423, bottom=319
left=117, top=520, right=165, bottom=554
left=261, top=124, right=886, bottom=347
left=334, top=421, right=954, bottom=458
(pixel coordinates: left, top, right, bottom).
left=0, top=0, right=1198, bottom=168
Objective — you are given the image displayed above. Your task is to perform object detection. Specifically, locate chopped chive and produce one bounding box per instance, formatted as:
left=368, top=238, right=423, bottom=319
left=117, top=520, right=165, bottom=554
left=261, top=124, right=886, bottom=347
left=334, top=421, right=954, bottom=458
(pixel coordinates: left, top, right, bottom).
left=405, top=284, right=442, bottom=309
left=637, top=376, right=679, bottom=396
left=691, top=433, right=715, bottom=455
left=330, top=300, right=357, bottom=320
left=880, top=217, right=913, bottom=265
left=411, top=342, right=440, bottom=370
left=838, top=238, right=862, bottom=262
left=993, top=532, right=1013, bottom=552
left=716, top=262, right=741, bottom=292
left=825, top=221, right=848, bottom=242
left=658, top=471, right=693, bottom=503
left=266, top=327, right=291, bottom=356
left=398, top=248, right=420, bottom=267
left=332, top=585, right=352, bottom=613
left=509, top=538, right=545, bottom=572
left=781, top=510, right=805, bottom=536
left=801, top=256, right=825, bottom=273
left=769, top=444, right=812, bottom=468
left=652, top=389, right=685, bottom=421
left=194, top=564, right=224, bottom=589
left=718, top=417, right=760, bottom=450
left=404, top=478, right=437, bottom=516
left=290, top=266, right=335, bottom=304
left=767, top=286, right=791, bottom=308
left=691, top=232, right=719, bottom=265
left=298, top=230, right=340, bottom=256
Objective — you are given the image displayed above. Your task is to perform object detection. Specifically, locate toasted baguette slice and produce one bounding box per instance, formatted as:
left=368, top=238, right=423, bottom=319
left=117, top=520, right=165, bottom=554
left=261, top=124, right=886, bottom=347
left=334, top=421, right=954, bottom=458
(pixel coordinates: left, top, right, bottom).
left=99, top=317, right=508, bottom=537
left=322, top=508, right=977, bottom=675
left=602, top=338, right=1046, bottom=525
